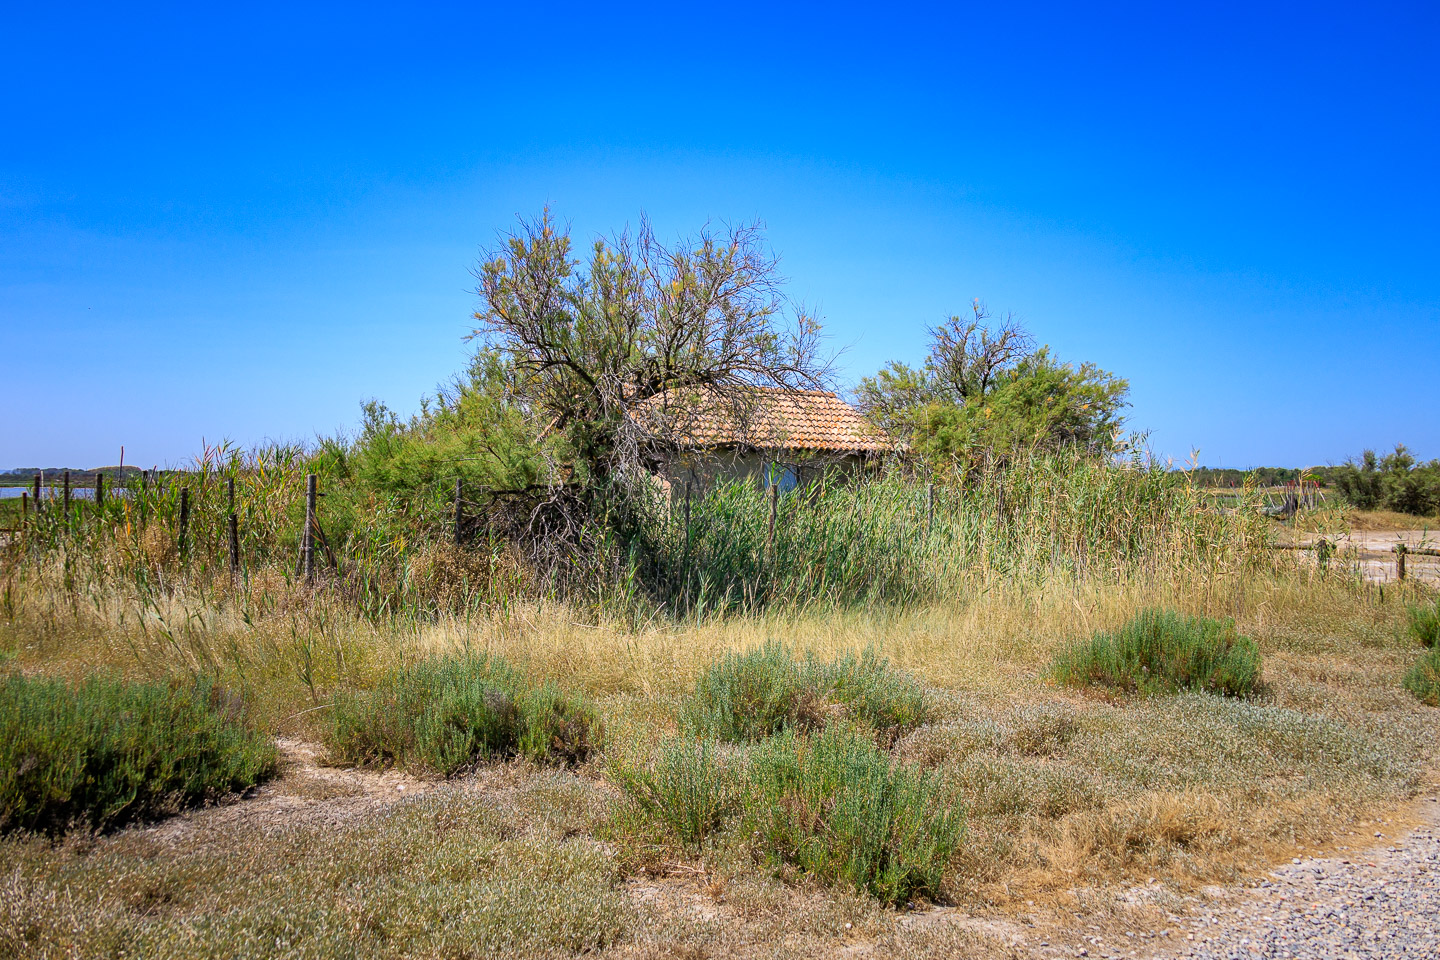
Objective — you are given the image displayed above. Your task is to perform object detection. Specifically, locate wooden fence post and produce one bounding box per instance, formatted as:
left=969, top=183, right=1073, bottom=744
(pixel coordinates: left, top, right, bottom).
left=453, top=478, right=464, bottom=546
left=227, top=476, right=239, bottom=580
left=683, top=480, right=693, bottom=565
left=1396, top=543, right=1407, bottom=582
left=95, top=472, right=105, bottom=509
left=32, top=473, right=41, bottom=511
left=20, top=492, right=27, bottom=523
left=767, top=480, right=778, bottom=553
left=178, top=488, right=190, bottom=561
left=303, top=474, right=317, bottom=583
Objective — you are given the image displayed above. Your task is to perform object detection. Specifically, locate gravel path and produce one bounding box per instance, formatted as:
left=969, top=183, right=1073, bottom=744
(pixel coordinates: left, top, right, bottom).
left=1153, top=797, right=1440, bottom=959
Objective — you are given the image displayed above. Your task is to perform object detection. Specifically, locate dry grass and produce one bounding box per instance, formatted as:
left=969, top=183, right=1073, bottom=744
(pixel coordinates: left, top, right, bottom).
left=1289, top=506, right=1440, bottom=533
left=1, top=556, right=1436, bottom=958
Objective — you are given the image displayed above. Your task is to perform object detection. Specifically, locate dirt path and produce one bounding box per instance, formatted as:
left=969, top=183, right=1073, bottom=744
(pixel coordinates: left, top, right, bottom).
left=1138, top=796, right=1440, bottom=960
left=141, top=738, right=429, bottom=842
left=837, top=796, right=1440, bottom=960
left=1288, top=529, right=1440, bottom=585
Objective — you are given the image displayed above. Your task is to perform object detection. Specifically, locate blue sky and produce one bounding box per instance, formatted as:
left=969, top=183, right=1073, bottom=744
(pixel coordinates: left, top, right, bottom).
left=2, top=2, right=1436, bottom=470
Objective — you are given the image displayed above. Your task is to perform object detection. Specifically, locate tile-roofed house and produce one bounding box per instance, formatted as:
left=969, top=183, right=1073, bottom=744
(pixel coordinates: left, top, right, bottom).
left=634, top=385, right=891, bottom=493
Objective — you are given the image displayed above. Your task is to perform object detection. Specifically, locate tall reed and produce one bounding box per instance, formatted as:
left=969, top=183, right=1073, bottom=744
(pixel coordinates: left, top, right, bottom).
left=3, top=444, right=1270, bottom=627
left=627, top=449, right=1270, bottom=615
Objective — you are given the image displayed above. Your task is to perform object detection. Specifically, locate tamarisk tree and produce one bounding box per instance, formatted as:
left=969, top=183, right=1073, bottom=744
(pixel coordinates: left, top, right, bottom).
left=471, top=210, right=831, bottom=486
left=857, top=299, right=1128, bottom=467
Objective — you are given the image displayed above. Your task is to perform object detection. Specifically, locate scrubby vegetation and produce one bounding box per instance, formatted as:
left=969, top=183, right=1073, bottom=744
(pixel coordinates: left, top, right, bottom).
left=1330, top=444, right=1440, bottom=517
left=1406, top=596, right=1440, bottom=648
left=328, top=654, right=599, bottom=775
left=618, top=663, right=958, bottom=907
left=742, top=725, right=962, bottom=904
left=1403, top=646, right=1440, bottom=706
left=1046, top=609, right=1263, bottom=698
left=1, top=788, right=632, bottom=959
left=682, top=643, right=925, bottom=742
left=856, top=302, right=1129, bottom=465
left=0, top=674, right=275, bottom=834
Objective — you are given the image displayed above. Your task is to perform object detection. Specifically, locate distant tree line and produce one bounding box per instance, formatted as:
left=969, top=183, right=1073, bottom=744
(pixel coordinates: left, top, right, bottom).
left=1185, top=466, right=1336, bottom=488
left=1185, top=448, right=1439, bottom=517
left=0, top=466, right=143, bottom=485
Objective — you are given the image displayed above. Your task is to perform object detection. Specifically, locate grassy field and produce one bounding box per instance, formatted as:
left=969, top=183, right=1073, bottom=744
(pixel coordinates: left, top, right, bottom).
left=1, top=461, right=1436, bottom=958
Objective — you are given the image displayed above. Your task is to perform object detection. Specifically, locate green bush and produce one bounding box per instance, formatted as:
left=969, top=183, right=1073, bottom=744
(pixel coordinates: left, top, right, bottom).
left=682, top=643, right=925, bottom=742
left=1402, top=647, right=1440, bottom=706
left=1047, top=609, right=1263, bottom=698
left=0, top=674, right=276, bottom=834
left=742, top=725, right=963, bottom=904
left=1406, top=598, right=1440, bottom=648
left=615, top=738, right=743, bottom=847
left=328, top=655, right=599, bottom=776
left=1330, top=445, right=1440, bottom=516
left=517, top=683, right=602, bottom=765
left=616, top=725, right=962, bottom=904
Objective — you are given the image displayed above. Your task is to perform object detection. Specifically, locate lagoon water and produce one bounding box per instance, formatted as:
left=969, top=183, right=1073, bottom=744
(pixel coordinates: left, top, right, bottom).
left=0, top=486, right=119, bottom=500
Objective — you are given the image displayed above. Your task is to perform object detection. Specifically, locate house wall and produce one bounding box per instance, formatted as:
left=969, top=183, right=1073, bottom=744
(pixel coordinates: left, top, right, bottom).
left=659, top=449, right=872, bottom=499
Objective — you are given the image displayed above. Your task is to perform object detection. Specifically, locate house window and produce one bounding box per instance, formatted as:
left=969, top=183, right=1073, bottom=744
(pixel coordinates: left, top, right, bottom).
left=769, top=462, right=800, bottom=493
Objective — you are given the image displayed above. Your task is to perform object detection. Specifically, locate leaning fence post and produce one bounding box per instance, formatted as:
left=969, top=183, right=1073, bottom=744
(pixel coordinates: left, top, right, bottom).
left=178, top=488, right=190, bottom=561
left=1396, top=543, right=1407, bottom=582
left=227, top=476, right=239, bottom=580
left=453, top=478, right=464, bottom=546
left=303, top=473, right=317, bottom=583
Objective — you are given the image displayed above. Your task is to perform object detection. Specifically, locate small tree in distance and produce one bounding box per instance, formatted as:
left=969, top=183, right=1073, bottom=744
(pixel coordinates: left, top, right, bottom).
left=470, top=210, right=832, bottom=487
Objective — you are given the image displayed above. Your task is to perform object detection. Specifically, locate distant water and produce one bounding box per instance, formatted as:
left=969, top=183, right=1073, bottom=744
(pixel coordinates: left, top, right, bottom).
left=0, top=486, right=127, bottom=500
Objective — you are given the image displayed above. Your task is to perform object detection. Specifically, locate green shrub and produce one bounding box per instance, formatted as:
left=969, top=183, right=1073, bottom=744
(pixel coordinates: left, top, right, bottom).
left=821, top=649, right=928, bottom=740
left=1402, top=647, right=1440, bottom=706
left=683, top=643, right=925, bottom=742
left=0, top=674, right=276, bottom=834
left=742, top=725, right=963, bottom=904
left=1047, top=609, right=1263, bottom=698
left=1406, top=598, right=1440, bottom=648
left=615, top=738, right=743, bottom=847
left=328, top=655, right=599, bottom=776
left=685, top=643, right=803, bottom=741
left=517, top=683, right=601, bottom=765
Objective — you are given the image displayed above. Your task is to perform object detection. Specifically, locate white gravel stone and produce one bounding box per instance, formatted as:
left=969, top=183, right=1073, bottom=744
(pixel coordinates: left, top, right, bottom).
left=1145, top=799, right=1440, bottom=960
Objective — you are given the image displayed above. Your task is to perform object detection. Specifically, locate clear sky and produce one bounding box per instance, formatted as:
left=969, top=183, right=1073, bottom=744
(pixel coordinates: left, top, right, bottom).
left=2, top=2, right=1436, bottom=470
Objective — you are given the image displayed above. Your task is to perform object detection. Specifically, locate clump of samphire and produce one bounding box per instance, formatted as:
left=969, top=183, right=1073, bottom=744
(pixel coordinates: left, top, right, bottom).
left=681, top=642, right=926, bottom=743
left=1, top=674, right=276, bottom=835
left=1046, top=609, right=1263, bottom=698
left=1403, top=646, right=1440, bottom=706
left=328, top=654, right=599, bottom=776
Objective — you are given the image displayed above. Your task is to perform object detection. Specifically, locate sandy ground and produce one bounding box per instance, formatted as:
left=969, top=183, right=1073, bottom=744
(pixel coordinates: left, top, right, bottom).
left=1287, top=530, right=1440, bottom=586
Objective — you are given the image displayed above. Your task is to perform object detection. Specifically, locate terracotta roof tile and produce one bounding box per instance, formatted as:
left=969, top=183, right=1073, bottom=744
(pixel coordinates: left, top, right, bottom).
left=635, top=387, right=892, bottom=454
